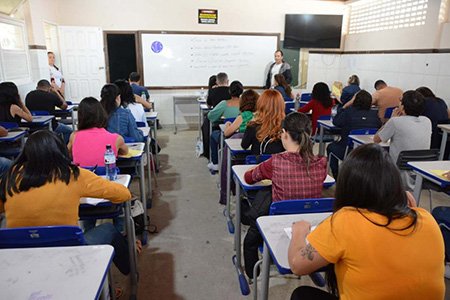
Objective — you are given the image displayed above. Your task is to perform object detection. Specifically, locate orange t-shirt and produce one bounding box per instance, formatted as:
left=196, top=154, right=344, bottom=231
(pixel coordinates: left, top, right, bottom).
left=308, top=207, right=445, bottom=300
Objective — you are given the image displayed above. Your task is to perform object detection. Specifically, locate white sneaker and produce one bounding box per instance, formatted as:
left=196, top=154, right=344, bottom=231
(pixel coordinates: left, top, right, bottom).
left=445, top=263, right=450, bottom=279
left=207, top=162, right=219, bottom=171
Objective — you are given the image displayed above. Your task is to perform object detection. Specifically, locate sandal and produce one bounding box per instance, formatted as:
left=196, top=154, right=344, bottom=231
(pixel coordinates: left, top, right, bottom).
left=136, top=239, right=143, bottom=254
left=114, top=287, right=123, bottom=299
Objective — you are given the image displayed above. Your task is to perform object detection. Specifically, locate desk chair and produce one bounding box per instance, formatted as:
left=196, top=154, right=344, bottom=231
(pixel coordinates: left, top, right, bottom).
left=253, top=198, right=335, bottom=299
left=245, top=155, right=271, bottom=165
left=285, top=102, right=295, bottom=115
left=384, top=107, right=396, bottom=119
left=301, top=93, right=312, bottom=102
left=327, top=128, right=378, bottom=174
left=396, top=149, right=440, bottom=208
left=31, top=110, right=50, bottom=116
left=0, top=121, right=19, bottom=129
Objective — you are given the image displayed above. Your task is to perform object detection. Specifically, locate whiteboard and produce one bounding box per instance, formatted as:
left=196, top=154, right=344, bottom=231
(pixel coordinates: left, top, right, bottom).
left=141, top=32, right=279, bottom=87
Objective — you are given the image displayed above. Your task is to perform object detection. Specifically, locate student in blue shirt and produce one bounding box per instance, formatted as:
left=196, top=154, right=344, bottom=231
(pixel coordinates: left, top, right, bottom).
left=129, top=72, right=149, bottom=100
left=100, top=83, right=144, bottom=142
left=339, top=74, right=361, bottom=105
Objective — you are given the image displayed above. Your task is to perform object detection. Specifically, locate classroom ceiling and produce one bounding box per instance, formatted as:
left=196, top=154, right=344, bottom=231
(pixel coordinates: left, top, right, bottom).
left=0, top=0, right=23, bottom=15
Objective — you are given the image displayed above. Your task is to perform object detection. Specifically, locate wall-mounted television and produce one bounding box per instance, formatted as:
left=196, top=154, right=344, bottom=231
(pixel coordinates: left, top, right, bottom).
left=283, top=14, right=343, bottom=49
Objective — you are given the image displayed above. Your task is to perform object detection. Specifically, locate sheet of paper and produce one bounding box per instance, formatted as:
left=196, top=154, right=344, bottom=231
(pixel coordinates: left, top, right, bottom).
left=284, top=225, right=317, bottom=240
left=431, top=170, right=450, bottom=180
left=119, top=148, right=142, bottom=158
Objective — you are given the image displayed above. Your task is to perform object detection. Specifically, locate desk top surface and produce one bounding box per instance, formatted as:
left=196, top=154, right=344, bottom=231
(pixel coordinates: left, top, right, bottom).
left=257, top=213, right=331, bottom=271
left=317, top=119, right=335, bottom=129
left=408, top=161, right=450, bottom=184
left=225, top=138, right=250, bottom=153
left=349, top=134, right=390, bottom=147
left=55, top=105, right=75, bottom=112
left=0, top=245, right=114, bottom=300
left=139, top=126, right=150, bottom=137
left=232, top=164, right=335, bottom=190
left=0, top=130, right=26, bottom=142
left=145, top=111, right=158, bottom=119
left=80, top=174, right=131, bottom=205
left=438, top=124, right=450, bottom=132
left=22, top=115, right=55, bottom=124
left=173, top=95, right=200, bottom=101
left=200, top=103, right=210, bottom=110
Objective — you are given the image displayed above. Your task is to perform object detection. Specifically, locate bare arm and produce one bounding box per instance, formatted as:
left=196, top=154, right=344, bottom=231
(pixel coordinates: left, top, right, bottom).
left=0, top=126, right=7, bottom=137
left=116, top=135, right=129, bottom=155
left=134, top=95, right=152, bottom=110
left=11, top=104, right=33, bottom=122
left=67, top=132, right=75, bottom=158
left=288, top=221, right=330, bottom=275
left=224, top=115, right=242, bottom=137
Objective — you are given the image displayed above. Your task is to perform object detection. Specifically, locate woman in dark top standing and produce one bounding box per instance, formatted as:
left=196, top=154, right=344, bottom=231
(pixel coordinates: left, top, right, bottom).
left=416, top=86, right=450, bottom=150
left=339, top=74, right=361, bottom=105
left=241, top=90, right=285, bottom=155
left=327, top=90, right=381, bottom=178
left=273, top=74, right=293, bottom=101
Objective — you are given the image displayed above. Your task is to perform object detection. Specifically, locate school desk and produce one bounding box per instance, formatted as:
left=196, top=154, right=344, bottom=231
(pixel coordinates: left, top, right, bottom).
left=438, top=124, right=450, bottom=160
left=348, top=134, right=390, bottom=148
left=21, top=115, right=54, bottom=131
left=55, top=105, right=76, bottom=130
left=408, top=161, right=450, bottom=205
left=316, top=119, right=339, bottom=156
left=173, top=95, right=200, bottom=134
left=0, top=130, right=26, bottom=144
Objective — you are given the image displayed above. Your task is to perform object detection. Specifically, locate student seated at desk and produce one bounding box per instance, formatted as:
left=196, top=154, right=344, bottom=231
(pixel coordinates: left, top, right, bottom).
left=241, top=89, right=285, bottom=155
left=0, top=131, right=132, bottom=275
left=297, top=82, right=334, bottom=135
left=327, top=90, right=381, bottom=178
left=115, top=79, right=148, bottom=126
left=273, top=74, right=293, bottom=101
left=100, top=83, right=144, bottom=142
left=223, top=89, right=259, bottom=138
left=0, top=81, right=32, bottom=123
left=288, top=144, right=444, bottom=300
left=339, top=74, right=360, bottom=106
left=243, top=112, right=327, bottom=279
left=416, top=86, right=450, bottom=151
left=374, top=90, right=431, bottom=189
left=207, top=80, right=242, bottom=171
left=25, top=79, right=73, bottom=144
left=68, top=97, right=128, bottom=167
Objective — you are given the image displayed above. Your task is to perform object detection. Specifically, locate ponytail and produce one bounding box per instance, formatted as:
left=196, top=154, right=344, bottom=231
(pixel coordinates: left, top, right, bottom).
left=100, top=84, right=119, bottom=116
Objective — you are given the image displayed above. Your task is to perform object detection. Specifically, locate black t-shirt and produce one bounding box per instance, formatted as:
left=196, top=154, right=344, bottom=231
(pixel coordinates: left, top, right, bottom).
left=241, top=124, right=285, bottom=155
left=25, top=90, right=63, bottom=129
left=207, top=86, right=231, bottom=108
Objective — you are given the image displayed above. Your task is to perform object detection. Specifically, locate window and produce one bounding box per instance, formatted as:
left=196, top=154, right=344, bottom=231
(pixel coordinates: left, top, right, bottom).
left=348, top=0, right=429, bottom=34
left=0, top=16, right=31, bottom=85
left=439, top=0, right=449, bottom=23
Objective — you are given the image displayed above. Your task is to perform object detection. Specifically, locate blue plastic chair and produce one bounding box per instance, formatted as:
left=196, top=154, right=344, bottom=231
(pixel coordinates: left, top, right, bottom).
left=245, top=154, right=271, bottom=165
left=301, top=93, right=312, bottom=102
left=253, top=198, right=335, bottom=294
left=136, top=121, right=147, bottom=128
left=31, top=110, right=50, bottom=116
left=384, top=107, right=396, bottom=119
left=0, top=122, right=19, bottom=129
left=285, top=101, right=295, bottom=114
left=224, top=117, right=236, bottom=124
left=0, top=226, right=86, bottom=248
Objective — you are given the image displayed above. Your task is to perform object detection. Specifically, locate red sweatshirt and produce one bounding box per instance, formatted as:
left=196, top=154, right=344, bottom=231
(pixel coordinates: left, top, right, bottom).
left=298, top=98, right=333, bottom=135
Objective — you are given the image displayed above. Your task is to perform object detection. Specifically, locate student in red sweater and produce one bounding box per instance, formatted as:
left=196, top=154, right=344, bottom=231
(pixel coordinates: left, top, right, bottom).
left=298, top=82, right=333, bottom=135
left=242, top=112, right=327, bottom=279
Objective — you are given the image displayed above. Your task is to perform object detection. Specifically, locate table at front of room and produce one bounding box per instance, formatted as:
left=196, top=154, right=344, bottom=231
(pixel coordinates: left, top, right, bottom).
left=79, top=174, right=139, bottom=299
left=316, top=119, right=339, bottom=156
left=408, top=160, right=450, bottom=204
left=256, top=213, right=331, bottom=300
left=173, top=95, right=201, bottom=134
left=231, top=164, right=335, bottom=296
left=0, top=245, right=115, bottom=300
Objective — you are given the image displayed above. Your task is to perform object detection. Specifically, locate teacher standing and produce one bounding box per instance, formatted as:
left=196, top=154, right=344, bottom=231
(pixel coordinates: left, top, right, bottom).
left=48, top=51, right=65, bottom=98
left=264, top=50, right=292, bottom=89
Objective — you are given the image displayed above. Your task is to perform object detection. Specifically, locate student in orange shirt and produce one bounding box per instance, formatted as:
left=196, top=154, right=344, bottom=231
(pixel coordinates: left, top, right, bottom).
left=288, top=143, right=444, bottom=300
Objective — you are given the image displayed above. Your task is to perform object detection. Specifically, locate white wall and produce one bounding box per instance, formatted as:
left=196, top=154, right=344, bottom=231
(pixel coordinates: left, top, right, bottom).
left=308, top=52, right=450, bottom=105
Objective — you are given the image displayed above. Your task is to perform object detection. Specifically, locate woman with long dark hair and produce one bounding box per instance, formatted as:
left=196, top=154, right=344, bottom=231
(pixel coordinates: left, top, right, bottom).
left=298, top=82, right=333, bottom=135
left=100, top=83, right=144, bottom=142
left=288, top=143, right=445, bottom=299
left=0, top=130, right=132, bottom=275
left=0, top=81, right=32, bottom=123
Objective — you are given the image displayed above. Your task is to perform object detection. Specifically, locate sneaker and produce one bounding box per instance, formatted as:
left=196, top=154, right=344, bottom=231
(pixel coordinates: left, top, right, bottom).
left=445, top=263, right=450, bottom=279
left=208, top=163, right=219, bottom=171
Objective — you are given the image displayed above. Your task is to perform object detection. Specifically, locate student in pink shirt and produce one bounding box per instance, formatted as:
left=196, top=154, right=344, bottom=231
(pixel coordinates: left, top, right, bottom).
left=68, top=97, right=128, bottom=167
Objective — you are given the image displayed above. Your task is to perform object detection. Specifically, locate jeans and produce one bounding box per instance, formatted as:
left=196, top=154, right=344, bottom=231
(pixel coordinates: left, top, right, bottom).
left=55, top=122, right=73, bottom=144
left=83, top=223, right=130, bottom=275
left=210, top=130, right=221, bottom=165
left=432, top=206, right=450, bottom=261
left=0, top=157, right=12, bottom=176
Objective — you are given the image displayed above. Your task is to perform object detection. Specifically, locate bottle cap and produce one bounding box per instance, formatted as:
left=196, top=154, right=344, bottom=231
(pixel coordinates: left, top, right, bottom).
left=106, top=144, right=112, bottom=149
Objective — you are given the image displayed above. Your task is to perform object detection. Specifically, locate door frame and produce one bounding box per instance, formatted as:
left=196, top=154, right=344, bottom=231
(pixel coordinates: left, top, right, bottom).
left=103, top=31, right=140, bottom=83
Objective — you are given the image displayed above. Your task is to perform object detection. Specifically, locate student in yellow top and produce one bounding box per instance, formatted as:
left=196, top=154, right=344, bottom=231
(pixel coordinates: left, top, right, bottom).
left=288, top=143, right=445, bottom=300
left=0, top=130, right=133, bottom=275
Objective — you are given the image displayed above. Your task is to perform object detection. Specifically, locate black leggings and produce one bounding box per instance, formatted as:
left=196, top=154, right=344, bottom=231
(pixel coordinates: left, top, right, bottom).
left=291, top=286, right=338, bottom=300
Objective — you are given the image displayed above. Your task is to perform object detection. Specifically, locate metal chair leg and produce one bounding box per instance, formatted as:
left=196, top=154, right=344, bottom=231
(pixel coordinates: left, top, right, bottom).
left=253, top=259, right=263, bottom=300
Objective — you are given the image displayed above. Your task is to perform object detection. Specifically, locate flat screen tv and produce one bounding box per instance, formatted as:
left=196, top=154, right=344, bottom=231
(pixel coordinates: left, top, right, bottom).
left=284, top=14, right=343, bottom=49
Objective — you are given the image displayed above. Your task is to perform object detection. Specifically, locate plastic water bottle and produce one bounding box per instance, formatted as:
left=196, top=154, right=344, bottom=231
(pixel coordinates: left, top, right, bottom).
left=200, top=87, right=206, bottom=100
left=104, top=144, right=117, bottom=181
left=141, top=91, right=147, bottom=101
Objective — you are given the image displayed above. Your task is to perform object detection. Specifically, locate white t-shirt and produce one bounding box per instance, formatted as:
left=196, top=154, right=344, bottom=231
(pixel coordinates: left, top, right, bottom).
left=127, top=103, right=148, bottom=127
left=378, top=115, right=432, bottom=163
left=270, top=63, right=282, bottom=87
left=49, top=65, right=64, bottom=88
